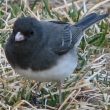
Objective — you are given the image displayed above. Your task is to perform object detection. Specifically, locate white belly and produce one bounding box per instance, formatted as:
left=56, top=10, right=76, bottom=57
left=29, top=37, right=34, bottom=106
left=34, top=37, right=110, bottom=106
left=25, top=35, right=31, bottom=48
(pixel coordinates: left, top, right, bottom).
left=15, top=50, right=77, bottom=81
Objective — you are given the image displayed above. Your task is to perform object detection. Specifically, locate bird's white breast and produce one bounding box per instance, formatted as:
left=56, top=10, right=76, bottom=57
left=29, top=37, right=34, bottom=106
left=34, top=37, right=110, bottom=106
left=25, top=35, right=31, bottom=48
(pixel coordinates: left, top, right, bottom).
left=15, top=50, right=77, bottom=81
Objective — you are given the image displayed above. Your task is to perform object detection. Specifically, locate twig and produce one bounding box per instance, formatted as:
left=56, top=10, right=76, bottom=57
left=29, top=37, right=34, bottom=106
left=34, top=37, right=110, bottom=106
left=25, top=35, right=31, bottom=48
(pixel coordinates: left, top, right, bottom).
left=12, top=100, right=37, bottom=110
left=52, top=0, right=83, bottom=11
left=38, top=83, right=91, bottom=100
left=87, top=0, right=110, bottom=14
left=58, top=90, right=77, bottom=110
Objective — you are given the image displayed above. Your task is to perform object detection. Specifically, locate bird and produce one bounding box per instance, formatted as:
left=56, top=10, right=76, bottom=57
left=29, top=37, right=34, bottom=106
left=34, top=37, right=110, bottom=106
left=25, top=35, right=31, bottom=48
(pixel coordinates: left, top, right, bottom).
left=5, top=13, right=108, bottom=104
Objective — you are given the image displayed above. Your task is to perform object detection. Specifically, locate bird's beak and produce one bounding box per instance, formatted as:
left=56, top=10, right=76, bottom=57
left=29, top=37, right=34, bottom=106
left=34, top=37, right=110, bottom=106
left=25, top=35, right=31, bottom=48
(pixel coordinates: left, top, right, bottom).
left=15, top=32, right=25, bottom=42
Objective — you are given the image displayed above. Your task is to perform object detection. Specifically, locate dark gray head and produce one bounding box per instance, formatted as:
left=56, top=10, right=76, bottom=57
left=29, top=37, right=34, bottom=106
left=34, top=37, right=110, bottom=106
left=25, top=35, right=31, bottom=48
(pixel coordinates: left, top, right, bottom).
left=12, top=17, right=42, bottom=45
left=5, top=17, right=43, bottom=68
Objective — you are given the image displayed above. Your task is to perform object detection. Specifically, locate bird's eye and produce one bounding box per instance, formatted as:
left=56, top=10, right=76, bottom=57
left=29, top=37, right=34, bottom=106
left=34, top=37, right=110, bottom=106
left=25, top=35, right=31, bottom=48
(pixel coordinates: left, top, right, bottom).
left=30, top=31, right=34, bottom=35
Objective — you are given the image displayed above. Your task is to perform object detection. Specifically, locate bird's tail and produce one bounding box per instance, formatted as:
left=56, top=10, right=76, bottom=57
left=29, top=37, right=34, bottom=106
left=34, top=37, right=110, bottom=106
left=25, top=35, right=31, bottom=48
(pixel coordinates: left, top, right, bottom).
left=75, top=13, right=109, bottom=30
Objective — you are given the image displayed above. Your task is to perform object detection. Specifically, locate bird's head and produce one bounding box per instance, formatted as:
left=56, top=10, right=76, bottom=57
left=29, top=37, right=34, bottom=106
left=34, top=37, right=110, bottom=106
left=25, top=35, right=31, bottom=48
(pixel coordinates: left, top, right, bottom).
left=11, top=17, right=42, bottom=47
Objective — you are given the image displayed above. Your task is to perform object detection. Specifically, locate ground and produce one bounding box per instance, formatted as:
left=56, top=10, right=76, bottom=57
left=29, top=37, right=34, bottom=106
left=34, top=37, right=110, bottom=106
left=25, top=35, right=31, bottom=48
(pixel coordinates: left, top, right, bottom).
left=0, top=0, right=110, bottom=110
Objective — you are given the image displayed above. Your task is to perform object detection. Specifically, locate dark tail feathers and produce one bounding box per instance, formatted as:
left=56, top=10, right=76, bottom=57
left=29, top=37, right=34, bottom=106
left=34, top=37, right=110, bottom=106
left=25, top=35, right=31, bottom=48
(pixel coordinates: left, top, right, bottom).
left=75, top=13, right=109, bottom=30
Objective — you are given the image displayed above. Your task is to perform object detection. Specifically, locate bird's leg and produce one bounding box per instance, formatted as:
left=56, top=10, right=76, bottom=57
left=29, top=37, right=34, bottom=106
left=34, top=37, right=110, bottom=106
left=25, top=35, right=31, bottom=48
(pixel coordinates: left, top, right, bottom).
left=57, top=81, right=63, bottom=104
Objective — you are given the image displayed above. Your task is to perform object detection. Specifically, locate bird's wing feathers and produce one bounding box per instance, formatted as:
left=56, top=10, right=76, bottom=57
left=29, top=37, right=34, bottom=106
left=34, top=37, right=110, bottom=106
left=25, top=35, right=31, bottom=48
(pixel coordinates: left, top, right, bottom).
left=49, top=13, right=108, bottom=55
left=50, top=20, right=69, bottom=24
left=48, top=21, right=83, bottom=55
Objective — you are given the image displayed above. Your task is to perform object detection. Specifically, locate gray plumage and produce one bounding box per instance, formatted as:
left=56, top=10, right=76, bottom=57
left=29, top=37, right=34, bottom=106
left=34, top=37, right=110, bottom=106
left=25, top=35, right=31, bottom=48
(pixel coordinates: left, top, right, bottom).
left=5, top=13, right=108, bottom=81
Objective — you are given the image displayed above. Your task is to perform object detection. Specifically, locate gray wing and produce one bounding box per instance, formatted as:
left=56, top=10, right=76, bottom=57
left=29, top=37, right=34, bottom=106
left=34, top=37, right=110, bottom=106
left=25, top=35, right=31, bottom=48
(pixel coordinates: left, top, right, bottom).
left=48, top=21, right=83, bottom=55
left=47, top=13, right=108, bottom=55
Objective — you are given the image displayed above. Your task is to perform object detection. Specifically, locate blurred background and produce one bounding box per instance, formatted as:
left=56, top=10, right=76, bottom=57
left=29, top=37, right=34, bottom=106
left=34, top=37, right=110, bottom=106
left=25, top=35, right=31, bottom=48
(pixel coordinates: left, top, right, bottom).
left=0, top=0, right=110, bottom=110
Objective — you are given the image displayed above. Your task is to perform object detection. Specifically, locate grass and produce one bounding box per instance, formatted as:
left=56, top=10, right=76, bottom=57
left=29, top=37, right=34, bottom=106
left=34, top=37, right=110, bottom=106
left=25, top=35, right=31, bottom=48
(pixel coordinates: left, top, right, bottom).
left=0, top=0, right=110, bottom=110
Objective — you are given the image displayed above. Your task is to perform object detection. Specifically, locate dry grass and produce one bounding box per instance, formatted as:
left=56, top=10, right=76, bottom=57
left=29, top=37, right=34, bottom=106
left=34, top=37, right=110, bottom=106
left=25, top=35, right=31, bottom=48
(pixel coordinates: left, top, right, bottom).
left=0, top=0, right=110, bottom=110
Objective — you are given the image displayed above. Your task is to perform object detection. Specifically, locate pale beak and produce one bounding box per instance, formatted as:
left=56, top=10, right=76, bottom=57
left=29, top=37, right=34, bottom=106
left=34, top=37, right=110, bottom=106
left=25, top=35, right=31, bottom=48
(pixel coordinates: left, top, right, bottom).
left=15, top=32, right=25, bottom=42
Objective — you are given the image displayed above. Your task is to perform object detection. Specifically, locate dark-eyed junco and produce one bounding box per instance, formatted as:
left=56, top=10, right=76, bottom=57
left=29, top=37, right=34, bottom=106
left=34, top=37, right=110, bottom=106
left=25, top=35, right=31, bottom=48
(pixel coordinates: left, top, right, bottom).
left=5, top=13, right=108, bottom=103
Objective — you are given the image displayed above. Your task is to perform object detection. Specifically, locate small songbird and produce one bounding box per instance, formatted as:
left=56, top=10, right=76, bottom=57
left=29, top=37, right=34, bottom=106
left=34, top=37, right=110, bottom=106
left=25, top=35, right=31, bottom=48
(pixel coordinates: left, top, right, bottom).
left=5, top=13, right=108, bottom=103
